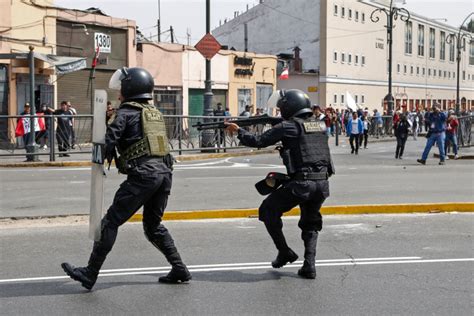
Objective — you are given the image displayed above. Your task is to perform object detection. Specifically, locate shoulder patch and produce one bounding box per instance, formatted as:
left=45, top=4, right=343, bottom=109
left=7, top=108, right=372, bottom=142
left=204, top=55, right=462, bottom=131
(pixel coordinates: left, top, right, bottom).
left=303, top=121, right=326, bottom=133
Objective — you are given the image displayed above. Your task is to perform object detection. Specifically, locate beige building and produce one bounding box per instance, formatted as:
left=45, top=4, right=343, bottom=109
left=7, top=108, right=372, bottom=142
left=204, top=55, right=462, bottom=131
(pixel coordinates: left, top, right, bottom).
left=0, top=1, right=137, bottom=143
left=213, top=0, right=474, bottom=113
left=137, top=41, right=277, bottom=116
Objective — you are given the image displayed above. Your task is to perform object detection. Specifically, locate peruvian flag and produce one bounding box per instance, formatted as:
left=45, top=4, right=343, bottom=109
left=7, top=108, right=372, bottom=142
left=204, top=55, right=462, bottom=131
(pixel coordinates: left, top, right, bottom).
left=279, top=68, right=289, bottom=80
left=15, top=115, right=46, bottom=137
left=92, top=46, right=100, bottom=68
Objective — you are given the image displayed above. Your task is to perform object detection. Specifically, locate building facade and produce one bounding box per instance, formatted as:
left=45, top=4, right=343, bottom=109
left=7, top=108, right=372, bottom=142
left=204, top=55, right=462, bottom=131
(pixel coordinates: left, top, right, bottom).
left=213, top=0, right=474, bottom=112
left=137, top=42, right=277, bottom=116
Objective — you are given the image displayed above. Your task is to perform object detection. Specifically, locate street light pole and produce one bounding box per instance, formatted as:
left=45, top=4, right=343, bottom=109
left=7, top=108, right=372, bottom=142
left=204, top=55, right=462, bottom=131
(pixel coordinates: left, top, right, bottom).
left=370, top=0, right=410, bottom=115
left=446, top=13, right=473, bottom=115
left=26, top=46, right=39, bottom=162
left=201, top=0, right=215, bottom=149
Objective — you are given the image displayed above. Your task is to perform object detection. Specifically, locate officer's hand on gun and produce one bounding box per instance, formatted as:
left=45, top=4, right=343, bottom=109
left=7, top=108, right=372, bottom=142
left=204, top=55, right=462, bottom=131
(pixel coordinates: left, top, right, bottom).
left=224, top=122, right=240, bottom=133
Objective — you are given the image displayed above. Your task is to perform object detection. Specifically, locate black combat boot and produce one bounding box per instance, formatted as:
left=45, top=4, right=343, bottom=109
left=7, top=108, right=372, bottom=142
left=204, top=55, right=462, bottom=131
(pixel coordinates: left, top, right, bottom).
left=61, top=263, right=99, bottom=290
left=158, top=252, right=192, bottom=284
left=298, top=231, right=319, bottom=279
left=272, top=248, right=299, bottom=268
left=264, top=221, right=299, bottom=268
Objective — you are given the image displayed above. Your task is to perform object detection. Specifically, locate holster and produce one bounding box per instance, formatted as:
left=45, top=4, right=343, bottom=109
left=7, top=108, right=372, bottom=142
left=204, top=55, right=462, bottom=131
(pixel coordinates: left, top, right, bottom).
left=116, top=155, right=128, bottom=174
left=255, top=172, right=290, bottom=195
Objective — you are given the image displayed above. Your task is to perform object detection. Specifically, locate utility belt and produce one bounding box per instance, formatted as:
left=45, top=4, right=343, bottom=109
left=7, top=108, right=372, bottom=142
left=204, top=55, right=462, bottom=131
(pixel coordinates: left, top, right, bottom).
left=126, top=155, right=165, bottom=168
left=255, top=170, right=328, bottom=196
left=291, top=172, right=328, bottom=181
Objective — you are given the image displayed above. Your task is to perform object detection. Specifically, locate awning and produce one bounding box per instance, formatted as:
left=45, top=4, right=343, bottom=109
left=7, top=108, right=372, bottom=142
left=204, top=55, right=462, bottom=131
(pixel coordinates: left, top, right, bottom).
left=33, top=53, right=87, bottom=75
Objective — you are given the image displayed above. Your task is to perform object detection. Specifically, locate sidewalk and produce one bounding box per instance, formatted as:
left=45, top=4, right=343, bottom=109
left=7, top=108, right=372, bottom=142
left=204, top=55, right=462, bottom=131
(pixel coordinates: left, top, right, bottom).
left=1, top=135, right=472, bottom=167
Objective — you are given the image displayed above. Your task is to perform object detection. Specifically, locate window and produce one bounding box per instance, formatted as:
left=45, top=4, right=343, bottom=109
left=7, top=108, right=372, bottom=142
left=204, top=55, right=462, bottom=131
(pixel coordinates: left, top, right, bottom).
left=361, top=95, right=365, bottom=104
left=440, top=31, right=446, bottom=60
left=334, top=4, right=338, bottom=16
left=449, top=36, right=455, bottom=62
left=462, top=38, right=466, bottom=52
left=348, top=53, right=352, bottom=64
left=418, top=24, right=425, bottom=56
left=355, top=95, right=358, bottom=103
left=0, top=65, right=8, bottom=116
left=341, top=52, right=346, bottom=63
left=361, top=55, right=366, bottom=66
left=405, top=21, right=413, bottom=54
left=444, top=70, right=446, bottom=78
left=404, top=65, right=407, bottom=74
left=334, top=94, right=338, bottom=103
left=429, top=28, right=435, bottom=58
left=362, top=13, right=365, bottom=23
left=341, top=7, right=345, bottom=18
left=428, top=68, right=431, bottom=76
left=439, top=69, right=442, bottom=77
left=422, top=67, right=425, bottom=76
left=410, top=66, right=414, bottom=75
left=470, top=41, right=474, bottom=65
left=355, top=55, right=359, bottom=65
left=463, top=71, right=466, bottom=80
left=416, top=66, right=420, bottom=75
left=341, top=94, right=345, bottom=104
left=348, top=9, right=352, bottom=19
left=397, top=63, right=401, bottom=73
left=333, top=51, right=338, bottom=62
left=355, top=11, right=359, bottom=21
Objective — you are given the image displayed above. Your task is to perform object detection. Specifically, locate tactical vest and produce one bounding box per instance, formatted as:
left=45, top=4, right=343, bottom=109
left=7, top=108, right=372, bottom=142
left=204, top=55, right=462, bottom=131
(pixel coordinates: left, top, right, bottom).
left=120, top=102, right=170, bottom=161
left=281, top=117, right=332, bottom=174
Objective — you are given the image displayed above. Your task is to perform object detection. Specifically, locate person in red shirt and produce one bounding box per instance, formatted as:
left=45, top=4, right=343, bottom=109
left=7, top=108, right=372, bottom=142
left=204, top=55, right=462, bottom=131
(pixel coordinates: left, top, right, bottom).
left=445, top=110, right=459, bottom=159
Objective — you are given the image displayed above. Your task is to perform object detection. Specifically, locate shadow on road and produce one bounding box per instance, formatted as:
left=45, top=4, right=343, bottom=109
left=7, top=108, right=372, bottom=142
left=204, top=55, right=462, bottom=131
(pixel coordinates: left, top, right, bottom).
left=194, top=270, right=300, bottom=283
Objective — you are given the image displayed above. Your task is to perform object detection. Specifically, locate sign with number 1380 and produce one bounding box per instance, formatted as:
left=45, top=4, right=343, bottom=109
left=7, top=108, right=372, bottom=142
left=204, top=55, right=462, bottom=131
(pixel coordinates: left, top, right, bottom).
left=95, top=33, right=111, bottom=53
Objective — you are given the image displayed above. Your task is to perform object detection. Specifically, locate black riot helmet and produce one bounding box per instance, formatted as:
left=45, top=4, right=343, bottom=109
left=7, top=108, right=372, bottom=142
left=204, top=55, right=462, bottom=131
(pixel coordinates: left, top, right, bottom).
left=109, top=67, right=154, bottom=101
left=273, top=89, right=312, bottom=119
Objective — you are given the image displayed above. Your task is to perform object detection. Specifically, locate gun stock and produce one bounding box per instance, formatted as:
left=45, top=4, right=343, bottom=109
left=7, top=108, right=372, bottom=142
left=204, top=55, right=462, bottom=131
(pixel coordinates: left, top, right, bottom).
left=192, top=114, right=283, bottom=131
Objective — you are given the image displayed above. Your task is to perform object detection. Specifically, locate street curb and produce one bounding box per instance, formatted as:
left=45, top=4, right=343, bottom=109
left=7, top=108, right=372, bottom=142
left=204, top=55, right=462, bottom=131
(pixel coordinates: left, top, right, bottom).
left=0, top=149, right=277, bottom=168
left=434, top=153, right=474, bottom=160
left=127, top=202, right=474, bottom=222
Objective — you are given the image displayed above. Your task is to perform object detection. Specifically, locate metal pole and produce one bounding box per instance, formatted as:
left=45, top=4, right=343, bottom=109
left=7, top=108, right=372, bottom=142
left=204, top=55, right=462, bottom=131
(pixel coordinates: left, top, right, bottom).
left=170, top=26, right=174, bottom=43
left=157, top=0, right=161, bottom=42
left=244, top=23, right=248, bottom=52
left=456, top=40, right=461, bottom=115
left=26, top=46, right=39, bottom=161
left=387, top=2, right=394, bottom=116
left=202, top=0, right=215, bottom=149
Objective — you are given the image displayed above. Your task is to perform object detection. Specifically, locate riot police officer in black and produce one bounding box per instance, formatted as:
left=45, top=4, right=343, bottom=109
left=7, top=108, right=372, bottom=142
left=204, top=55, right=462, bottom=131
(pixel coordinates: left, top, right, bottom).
left=226, top=89, right=333, bottom=279
left=61, top=67, right=191, bottom=290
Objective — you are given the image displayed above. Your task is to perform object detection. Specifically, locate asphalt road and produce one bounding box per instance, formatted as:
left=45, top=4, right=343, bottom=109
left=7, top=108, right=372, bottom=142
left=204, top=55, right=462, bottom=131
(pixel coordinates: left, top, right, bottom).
left=1, top=138, right=473, bottom=218
left=0, top=213, right=472, bottom=315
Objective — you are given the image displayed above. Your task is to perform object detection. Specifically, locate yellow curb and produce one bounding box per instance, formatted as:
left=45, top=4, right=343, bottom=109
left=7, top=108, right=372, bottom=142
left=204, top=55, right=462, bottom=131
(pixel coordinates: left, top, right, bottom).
left=0, top=149, right=277, bottom=168
left=128, top=202, right=474, bottom=222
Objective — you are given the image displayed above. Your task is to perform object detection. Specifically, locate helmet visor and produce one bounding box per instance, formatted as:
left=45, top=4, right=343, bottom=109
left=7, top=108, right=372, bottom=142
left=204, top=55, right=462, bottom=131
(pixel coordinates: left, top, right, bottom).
left=108, top=68, right=128, bottom=90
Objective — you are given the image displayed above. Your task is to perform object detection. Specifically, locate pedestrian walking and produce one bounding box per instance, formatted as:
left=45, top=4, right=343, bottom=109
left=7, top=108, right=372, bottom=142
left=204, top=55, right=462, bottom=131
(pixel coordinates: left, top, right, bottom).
left=359, top=110, right=370, bottom=149
left=417, top=103, right=447, bottom=165
left=50, top=101, right=73, bottom=157
left=395, top=114, right=410, bottom=159
left=347, top=111, right=363, bottom=154
left=226, top=89, right=334, bottom=279
left=445, top=110, right=459, bottom=160
left=67, top=101, right=77, bottom=149
left=61, top=67, right=191, bottom=290
left=373, top=109, right=383, bottom=138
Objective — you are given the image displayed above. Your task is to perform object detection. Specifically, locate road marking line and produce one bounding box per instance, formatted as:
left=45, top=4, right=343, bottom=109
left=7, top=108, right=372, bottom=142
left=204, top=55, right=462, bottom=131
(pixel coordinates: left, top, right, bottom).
left=2, top=257, right=472, bottom=284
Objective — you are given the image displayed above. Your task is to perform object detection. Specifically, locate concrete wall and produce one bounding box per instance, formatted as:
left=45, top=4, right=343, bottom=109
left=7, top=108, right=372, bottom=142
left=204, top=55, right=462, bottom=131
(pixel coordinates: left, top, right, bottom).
left=277, top=74, right=320, bottom=106
left=181, top=48, right=229, bottom=116
left=137, top=42, right=183, bottom=87
left=213, top=0, right=320, bottom=71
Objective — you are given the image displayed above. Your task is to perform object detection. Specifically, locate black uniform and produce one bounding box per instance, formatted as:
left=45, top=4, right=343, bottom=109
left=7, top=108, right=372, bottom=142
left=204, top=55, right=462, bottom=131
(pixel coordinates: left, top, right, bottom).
left=87, top=103, right=183, bottom=275
left=238, top=116, right=332, bottom=277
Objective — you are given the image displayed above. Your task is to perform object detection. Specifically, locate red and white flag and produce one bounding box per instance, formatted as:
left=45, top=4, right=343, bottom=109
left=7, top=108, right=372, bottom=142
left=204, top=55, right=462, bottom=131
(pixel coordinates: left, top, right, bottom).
left=279, top=68, right=289, bottom=80
left=15, top=115, right=45, bottom=137
left=92, top=46, right=100, bottom=68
